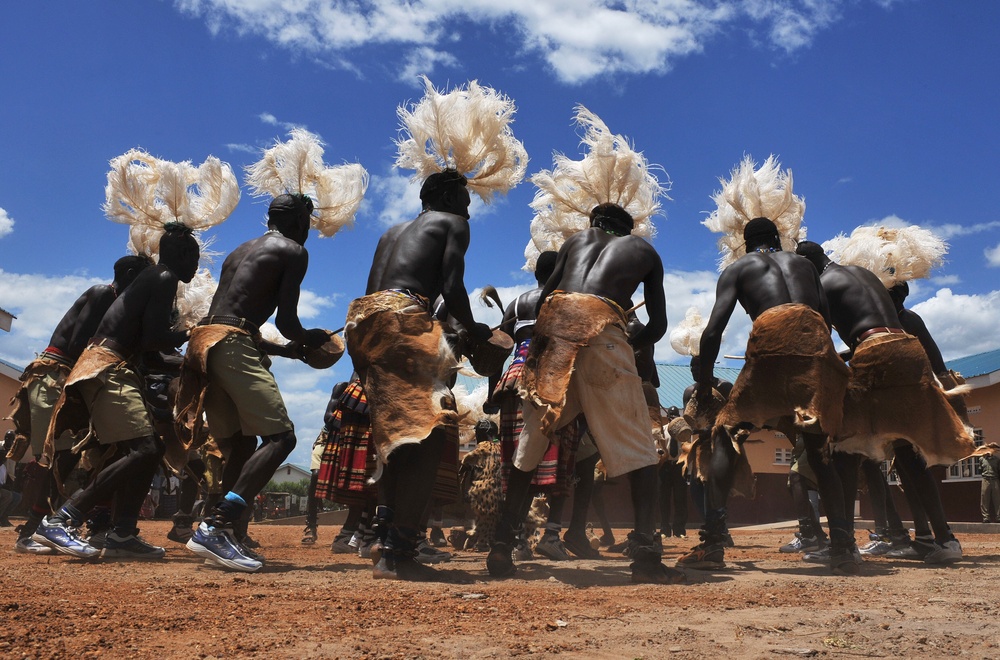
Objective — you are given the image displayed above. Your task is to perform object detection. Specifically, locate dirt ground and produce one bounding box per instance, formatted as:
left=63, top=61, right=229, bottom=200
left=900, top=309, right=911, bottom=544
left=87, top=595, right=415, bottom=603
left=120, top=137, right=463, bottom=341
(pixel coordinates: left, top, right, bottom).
left=2, top=521, right=999, bottom=659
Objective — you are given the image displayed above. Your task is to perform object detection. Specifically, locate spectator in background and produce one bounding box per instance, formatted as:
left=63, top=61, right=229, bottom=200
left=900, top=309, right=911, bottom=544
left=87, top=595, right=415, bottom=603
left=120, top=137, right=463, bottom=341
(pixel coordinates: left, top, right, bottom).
left=1, top=431, right=23, bottom=526
left=979, top=444, right=1000, bottom=524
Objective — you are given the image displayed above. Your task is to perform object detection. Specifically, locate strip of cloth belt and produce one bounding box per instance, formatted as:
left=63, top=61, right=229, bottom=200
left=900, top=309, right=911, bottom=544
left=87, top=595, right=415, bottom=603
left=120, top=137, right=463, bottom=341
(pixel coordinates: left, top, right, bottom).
left=198, top=315, right=261, bottom=336
left=88, top=336, right=130, bottom=359
left=854, top=326, right=905, bottom=347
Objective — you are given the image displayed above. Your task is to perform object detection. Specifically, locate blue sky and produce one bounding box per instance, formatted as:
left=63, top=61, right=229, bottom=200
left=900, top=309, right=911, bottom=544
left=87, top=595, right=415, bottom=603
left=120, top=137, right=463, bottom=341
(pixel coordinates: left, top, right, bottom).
left=2, top=1, right=999, bottom=469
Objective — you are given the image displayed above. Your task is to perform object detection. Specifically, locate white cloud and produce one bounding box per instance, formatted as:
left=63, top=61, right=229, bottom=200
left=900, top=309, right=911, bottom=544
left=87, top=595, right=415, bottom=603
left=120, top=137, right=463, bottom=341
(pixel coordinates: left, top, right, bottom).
left=868, top=214, right=1000, bottom=241
left=174, top=0, right=870, bottom=84
left=0, top=269, right=106, bottom=366
left=985, top=243, right=1000, bottom=267
left=0, top=208, right=13, bottom=238
left=258, top=112, right=305, bottom=132
left=297, top=288, right=337, bottom=319
left=911, top=288, right=1000, bottom=361
left=398, top=47, right=459, bottom=84
left=225, top=142, right=260, bottom=154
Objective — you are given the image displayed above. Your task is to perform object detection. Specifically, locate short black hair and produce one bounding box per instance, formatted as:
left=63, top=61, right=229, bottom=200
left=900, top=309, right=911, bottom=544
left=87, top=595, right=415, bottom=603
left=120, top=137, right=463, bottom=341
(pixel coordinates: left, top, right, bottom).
left=744, top=216, right=780, bottom=252
left=795, top=240, right=825, bottom=259
left=535, top=251, right=558, bottom=283
left=159, top=224, right=200, bottom=264
left=419, top=170, right=467, bottom=207
left=113, top=255, right=153, bottom=281
left=590, top=203, right=634, bottom=236
left=268, top=193, right=313, bottom=228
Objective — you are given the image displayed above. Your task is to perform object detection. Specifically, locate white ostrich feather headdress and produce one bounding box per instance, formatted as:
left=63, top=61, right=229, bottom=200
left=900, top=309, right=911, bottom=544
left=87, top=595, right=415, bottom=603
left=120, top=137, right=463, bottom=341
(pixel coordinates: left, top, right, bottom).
left=824, top=224, right=947, bottom=287
left=702, top=155, right=806, bottom=271
left=669, top=307, right=707, bottom=357
left=105, top=148, right=240, bottom=258
left=523, top=105, right=669, bottom=271
left=394, top=76, right=528, bottom=203
left=105, top=148, right=238, bottom=330
left=245, top=127, right=369, bottom=238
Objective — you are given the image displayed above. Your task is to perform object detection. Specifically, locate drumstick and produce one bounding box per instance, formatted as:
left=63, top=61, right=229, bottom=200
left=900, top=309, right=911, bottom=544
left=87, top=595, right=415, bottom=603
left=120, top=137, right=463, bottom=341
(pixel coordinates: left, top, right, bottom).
left=625, top=300, right=646, bottom=315
left=723, top=354, right=746, bottom=360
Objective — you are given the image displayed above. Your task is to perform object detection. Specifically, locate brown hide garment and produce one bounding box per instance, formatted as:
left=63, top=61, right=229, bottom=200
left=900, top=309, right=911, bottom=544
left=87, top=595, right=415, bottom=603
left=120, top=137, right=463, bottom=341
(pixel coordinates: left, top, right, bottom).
left=679, top=389, right=755, bottom=498
left=836, top=333, right=975, bottom=465
left=345, top=291, right=460, bottom=471
left=716, top=304, right=849, bottom=438
left=43, top=346, right=124, bottom=464
left=174, top=324, right=251, bottom=454
left=518, top=292, right=627, bottom=437
left=6, top=357, right=72, bottom=461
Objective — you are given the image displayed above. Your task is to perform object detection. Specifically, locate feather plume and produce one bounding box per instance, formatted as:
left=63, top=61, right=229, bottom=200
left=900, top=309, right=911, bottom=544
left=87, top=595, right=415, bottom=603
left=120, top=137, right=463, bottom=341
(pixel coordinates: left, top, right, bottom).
left=451, top=382, right=497, bottom=445
left=395, top=76, right=527, bottom=202
left=702, top=155, right=806, bottom=271
left=126, top=224, right=164, bottom=260
left=523, top=105, right=669, bottom=271
left=259, top=322, right=288, bottom=345
left=824, top=224, right=947, bottom=287
left=245, top=128, right=368, bottom=238
left=669, top=307, right=708, bottom=357
left=172, top=269, right=217, bottom=331
left=105, top=148, right=239, bottom=237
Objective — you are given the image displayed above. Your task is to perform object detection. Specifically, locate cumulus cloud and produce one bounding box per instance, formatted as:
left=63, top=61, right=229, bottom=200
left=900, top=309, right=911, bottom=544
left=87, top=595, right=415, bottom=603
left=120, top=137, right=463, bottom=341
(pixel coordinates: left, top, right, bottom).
left=911, top=288, right=1000, bottom=360
left=173, top=0, right=874, bottom=84
left=369, top=171, right=492, bottom=228
left=297, top=288, right=337, bottom=319
left=985, top=243, right=1000, bottom=268
left=0, top=270, right=106, bottom=366
left=657, top=268, right=751, bottom=365
left=0, top=208, right=13, bottom=238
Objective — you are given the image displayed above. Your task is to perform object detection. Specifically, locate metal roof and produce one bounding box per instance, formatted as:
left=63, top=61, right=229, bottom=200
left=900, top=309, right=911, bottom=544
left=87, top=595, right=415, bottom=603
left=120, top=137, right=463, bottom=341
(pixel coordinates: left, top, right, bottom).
left=655, top=363, right=742, bottom=409
left=946, top=348, right=1000, bottom=379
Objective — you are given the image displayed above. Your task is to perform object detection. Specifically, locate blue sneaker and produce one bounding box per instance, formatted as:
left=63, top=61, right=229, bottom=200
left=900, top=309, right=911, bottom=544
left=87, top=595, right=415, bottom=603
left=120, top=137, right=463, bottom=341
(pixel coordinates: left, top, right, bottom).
left=32, top=516, right=100, bottom=559
left=186, top=522, right=262, bottom=573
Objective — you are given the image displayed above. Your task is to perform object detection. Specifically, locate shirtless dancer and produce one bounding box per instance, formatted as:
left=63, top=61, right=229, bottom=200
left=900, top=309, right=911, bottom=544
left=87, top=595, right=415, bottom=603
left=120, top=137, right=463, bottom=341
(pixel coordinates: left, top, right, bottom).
left=489, top=203, right=682, bottom=584
left=797, top=243, right=966, bottom=564
left=347, top=170, right=491, bottom=580
left=686, top=218, right=855, bottom=574
left=181, top=194, right=329, bottom=572
left=34, top=227, right=198, bottom=559
left=11, top=256, right=150, bottom=554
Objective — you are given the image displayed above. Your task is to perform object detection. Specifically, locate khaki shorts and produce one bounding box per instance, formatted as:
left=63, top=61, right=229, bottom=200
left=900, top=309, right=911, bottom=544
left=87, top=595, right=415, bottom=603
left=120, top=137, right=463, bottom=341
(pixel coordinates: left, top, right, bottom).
left=310, top=428, right=327, bottom=471
left=74, top=363, right=155, bottom=444
left=26, top=370, right=77, bottom=455
left=517, top=324, right=659, bottom=479
left=203, top=333, right=293, bottom=439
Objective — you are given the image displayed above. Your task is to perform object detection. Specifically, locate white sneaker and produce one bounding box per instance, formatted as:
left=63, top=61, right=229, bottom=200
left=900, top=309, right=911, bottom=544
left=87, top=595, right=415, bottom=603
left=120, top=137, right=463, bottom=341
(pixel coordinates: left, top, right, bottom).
left=859, top=540, right=892, bottom=556
left=15, top=537, right=54, bottom=555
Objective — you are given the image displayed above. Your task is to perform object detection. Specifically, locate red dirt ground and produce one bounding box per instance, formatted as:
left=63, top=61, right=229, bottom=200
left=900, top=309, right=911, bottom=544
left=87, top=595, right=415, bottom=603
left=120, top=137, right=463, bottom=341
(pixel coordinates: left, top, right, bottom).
left=2, top=521, right=999, bottom=658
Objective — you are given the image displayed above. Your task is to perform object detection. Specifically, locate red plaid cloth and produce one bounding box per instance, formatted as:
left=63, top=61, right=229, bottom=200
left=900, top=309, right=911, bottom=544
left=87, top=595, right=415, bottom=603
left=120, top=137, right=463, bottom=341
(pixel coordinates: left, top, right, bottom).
left=315, top=381, right=377, bottom=507
left=495, top=340, right=581, bottom=496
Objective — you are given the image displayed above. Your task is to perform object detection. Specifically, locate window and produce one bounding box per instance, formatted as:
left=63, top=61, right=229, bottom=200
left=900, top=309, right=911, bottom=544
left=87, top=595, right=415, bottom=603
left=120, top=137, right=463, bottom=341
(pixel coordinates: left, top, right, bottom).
left=879, top=460, right=900, bottom=485
left=774, top=447, right=793, bottom=465
left=947, top=429, right=985, bottom=481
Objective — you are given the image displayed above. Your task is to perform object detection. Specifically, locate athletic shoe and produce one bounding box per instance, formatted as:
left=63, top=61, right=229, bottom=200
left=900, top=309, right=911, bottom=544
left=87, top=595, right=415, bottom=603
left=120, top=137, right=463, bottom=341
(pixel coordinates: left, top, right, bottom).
left=167, top=523, right=194, bottom=544
left=414, top=539, right=452, bottom=564
left=563, top=531, right=601, bottom=559
left=32, top=517, right=100, bottom=559
left=186, top=522, right=262, bottom=573
left=676, top=543, right=725, bottom=570
left=859, top=539, right=893, bottom=556
left=86, top=530, right=109, bottom=550
left=330, top=530, right=355, bottom=554
left=886, top=539, right=935, bottom=560
left=535, top=533, right=571, bottom=561
left=101, top=531, right=166, bottom=559
left=301, top=525, right=318, bottom=545
left=830, top=547, right=863, bottom=576
left=14, top=537, right=54, bottom=555
left=779, top=535, right=822, bottom=553
left=923, top=539, right=962, bottom=565
left=802, top=547, right=831, bottom=563
left=348, top=530, right=362, bottom=549
left=607, top=539, right=630, bottom=554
